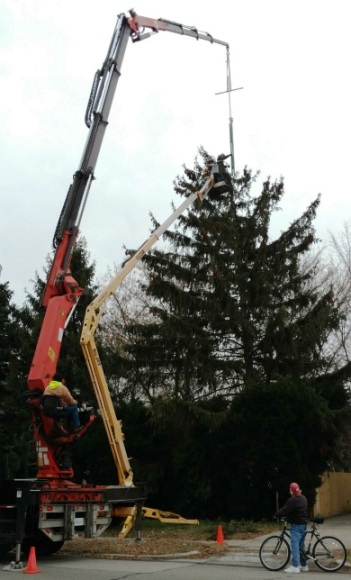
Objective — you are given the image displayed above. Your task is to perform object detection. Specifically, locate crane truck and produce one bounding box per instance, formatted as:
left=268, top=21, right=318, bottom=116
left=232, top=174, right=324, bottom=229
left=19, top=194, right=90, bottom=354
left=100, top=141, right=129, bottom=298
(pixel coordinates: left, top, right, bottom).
left=0, top=9, right=228, bottom=564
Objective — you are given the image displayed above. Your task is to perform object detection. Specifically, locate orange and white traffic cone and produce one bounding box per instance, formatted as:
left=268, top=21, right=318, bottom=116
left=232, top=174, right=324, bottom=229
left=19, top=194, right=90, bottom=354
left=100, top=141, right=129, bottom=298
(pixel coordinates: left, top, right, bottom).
left=216, top=524, right=225, bottom=544
left=24, top=546, right=40, bottom=574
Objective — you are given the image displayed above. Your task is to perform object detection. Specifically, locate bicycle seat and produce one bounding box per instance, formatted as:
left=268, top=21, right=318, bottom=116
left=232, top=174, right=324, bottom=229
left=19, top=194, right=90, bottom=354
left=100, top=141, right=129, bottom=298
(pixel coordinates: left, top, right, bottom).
left=311, top=516, right=324, bottom=524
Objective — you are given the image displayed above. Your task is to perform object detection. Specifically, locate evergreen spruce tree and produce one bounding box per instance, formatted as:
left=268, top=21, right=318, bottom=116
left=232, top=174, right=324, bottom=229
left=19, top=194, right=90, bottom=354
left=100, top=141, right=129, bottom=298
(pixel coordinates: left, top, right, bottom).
left=122, top=149, right=342, bottom=400
left=0, top=270, right=31, bottom=477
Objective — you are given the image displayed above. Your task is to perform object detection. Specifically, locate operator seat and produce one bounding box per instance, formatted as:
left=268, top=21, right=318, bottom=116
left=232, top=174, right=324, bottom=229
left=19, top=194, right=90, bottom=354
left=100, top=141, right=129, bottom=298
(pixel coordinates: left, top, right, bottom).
left=40, top=395, right=68, bottom=419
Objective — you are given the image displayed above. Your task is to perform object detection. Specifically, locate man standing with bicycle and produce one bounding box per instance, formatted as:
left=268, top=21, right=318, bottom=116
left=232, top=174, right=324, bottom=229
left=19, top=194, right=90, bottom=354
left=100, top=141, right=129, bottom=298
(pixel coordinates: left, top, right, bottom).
left=275, top=482, right=309, bottom=573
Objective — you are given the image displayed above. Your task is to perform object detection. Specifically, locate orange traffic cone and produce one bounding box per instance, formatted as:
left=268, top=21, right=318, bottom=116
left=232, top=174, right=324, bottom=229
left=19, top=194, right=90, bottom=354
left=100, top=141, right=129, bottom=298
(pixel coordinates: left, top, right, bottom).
left=216, top=524, right=225, bottom=544
left=24, top=546, right=40, bottom=574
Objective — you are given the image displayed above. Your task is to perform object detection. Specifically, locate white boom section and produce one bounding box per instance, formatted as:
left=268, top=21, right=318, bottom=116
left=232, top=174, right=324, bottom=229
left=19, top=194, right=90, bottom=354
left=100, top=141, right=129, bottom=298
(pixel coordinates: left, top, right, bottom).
left=80, top=165, right=223, bottom=486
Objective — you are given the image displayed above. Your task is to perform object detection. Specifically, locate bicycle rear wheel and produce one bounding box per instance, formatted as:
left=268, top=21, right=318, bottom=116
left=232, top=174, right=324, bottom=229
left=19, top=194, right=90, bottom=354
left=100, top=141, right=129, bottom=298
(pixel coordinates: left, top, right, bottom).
left=259, top=535, right=290, bottom=571
left=313, top=535, right=347, bottom=571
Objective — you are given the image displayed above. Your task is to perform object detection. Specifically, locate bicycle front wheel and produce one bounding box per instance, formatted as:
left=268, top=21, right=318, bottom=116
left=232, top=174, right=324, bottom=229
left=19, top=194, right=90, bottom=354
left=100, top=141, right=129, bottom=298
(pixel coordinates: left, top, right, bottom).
left=313, top=535, right=347, bottom=572
left=259, top=535, right=290, bottom=571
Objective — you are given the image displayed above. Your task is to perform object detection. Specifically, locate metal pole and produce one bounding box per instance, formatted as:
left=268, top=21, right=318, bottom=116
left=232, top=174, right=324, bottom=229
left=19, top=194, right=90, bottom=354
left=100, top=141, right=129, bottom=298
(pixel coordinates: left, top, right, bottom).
left=226, top=46, right=235, bottom=177
left=215, top=48, right=243, bottom=179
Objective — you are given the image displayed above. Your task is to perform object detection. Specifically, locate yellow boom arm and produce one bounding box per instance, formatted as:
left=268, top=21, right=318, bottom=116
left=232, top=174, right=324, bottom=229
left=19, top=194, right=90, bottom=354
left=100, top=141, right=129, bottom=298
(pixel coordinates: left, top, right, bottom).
left=80, top=162, right=225, bottom=486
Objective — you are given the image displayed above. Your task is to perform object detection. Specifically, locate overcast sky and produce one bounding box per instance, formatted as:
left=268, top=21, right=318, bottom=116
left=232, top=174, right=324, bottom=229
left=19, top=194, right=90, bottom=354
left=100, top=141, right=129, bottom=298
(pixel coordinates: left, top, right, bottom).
left=1, top=0, right=350, bottom=305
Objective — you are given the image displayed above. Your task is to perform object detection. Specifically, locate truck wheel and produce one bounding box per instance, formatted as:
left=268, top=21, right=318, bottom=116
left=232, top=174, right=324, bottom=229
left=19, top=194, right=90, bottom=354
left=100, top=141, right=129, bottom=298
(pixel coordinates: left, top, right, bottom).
left=22, top=533, right=64, bottom=557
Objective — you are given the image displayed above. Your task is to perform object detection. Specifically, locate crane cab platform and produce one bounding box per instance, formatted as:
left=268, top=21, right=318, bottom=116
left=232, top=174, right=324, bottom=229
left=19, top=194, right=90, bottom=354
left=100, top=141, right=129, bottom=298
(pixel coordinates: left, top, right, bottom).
left=24, top=390, right=96, bottom=442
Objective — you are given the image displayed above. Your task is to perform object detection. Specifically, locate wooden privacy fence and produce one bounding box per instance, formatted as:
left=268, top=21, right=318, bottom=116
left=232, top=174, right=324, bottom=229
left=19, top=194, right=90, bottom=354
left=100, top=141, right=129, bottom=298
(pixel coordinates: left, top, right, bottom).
left=314, top=472, right=351, bottom=517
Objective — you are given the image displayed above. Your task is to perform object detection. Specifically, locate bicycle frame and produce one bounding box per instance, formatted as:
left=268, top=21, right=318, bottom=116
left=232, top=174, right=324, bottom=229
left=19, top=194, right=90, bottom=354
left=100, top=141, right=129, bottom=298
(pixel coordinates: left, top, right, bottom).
left=281, top=519, right=321, bottom=561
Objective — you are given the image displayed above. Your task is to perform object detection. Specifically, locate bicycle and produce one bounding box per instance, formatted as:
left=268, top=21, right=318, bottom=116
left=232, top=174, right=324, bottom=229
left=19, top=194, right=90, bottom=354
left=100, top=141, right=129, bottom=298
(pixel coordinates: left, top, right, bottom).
left=259, top=517, right=347, bottom=572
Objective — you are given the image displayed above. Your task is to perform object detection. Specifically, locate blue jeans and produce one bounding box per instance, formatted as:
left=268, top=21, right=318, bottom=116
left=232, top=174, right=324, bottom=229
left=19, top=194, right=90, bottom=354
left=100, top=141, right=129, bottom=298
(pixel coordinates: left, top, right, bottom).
left=290, top=524, right=307, bottom=567
left=66, top=405, right=80, bottom=429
